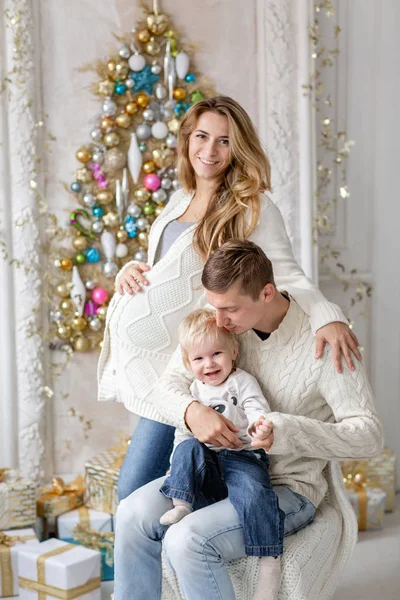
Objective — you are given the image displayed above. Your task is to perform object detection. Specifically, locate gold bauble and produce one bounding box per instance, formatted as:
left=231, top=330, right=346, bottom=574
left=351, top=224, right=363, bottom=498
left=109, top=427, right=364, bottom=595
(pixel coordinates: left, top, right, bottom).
left=126, top=102, right=139, bottom=115
left=104, top=132, right=120, bottom=147
left=71, top=316, right=88, bottom=332
left=108, top=58, right=129, bottom=81
left=60, top=258, right=73, bottom=271
left=102, top=211, right=120, bottom=228
left=55, top=283, right=70, bottom=298
left=103, top=147, right=126, bottom=173
left=100, top=116, right=115, bottom=132
left=138, top=231, right=149, bottom=249
left=116, top=229, right=128, bottom=243
left=145, top=38, right=161, bottom=56
left=76, top=167, right=93, bottom=184
left=57, top=325, right=72, bottom=340
left=76, top=146, right=92, bottom=164
left=72, top=236, right=88, bottom=252
left=116, top=113, right=132, bottom=129
left=98, top=79, right=115, bottom=96
left=60, top=299, right=75, bottom=315
left=96, top=190, right=114, bottom=205
left=146, top=12, right=169, bottom=35
left=137, top=28, right=151, bottom=43
left=134, top=188, right=151, bottom=202
left=152, top=147, right=174, bottom=169
left=353, top=472, right=366, bottom=486
left=168, top=118, right=180, bottom=134
left=173, top=87, right=186, bottom=101
left=155, top=206, right=163, bottom=217
left=136, top=94, right=150, bottom=108
left=143, top=160, right=156, bottom=174
left=96, top=306, right=108, bottom=321
left=73, top=335, right=90, bottom=352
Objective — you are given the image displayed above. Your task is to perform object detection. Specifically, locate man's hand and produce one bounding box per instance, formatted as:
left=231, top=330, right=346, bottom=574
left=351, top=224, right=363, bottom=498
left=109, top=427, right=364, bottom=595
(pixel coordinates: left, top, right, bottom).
left=185, top=402, right=243, bottom=449
left=250, top=416, right=274, bottom=451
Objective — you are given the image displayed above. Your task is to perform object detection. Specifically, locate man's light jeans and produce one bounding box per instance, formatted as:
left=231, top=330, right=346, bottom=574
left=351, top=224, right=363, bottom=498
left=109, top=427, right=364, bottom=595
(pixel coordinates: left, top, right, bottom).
left=114, top=476, right=315, bottom=600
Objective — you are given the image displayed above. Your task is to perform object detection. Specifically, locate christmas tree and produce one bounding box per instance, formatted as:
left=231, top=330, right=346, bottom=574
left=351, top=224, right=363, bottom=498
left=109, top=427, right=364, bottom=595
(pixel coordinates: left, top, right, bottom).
left=50, top=0, right=212, bottom=353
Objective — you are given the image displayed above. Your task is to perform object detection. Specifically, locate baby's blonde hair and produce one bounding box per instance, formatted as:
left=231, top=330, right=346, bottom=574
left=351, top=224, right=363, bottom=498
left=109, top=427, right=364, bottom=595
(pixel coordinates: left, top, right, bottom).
left=179, top=308, right=238, bottom=369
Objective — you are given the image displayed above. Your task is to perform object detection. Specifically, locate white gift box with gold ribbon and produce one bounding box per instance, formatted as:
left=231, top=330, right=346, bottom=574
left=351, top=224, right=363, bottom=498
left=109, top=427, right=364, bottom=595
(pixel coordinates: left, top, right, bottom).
left=0, top=528, right=39, bottom=598
left=57, top=507, right=112, bottom=539
left=17, top=538, right=101, bottom=600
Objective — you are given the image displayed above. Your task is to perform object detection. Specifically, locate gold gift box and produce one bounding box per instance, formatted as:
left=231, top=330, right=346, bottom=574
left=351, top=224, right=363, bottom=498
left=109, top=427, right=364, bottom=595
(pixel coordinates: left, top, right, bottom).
left=84, top=450, right=121, bottom=515
left=0, top=470, right=36, bottom=530
left=36, top=475, right=85, bottom=518
left=342, top=448, right=397, bottom=512
left=345, top=484, right=386, bottom=531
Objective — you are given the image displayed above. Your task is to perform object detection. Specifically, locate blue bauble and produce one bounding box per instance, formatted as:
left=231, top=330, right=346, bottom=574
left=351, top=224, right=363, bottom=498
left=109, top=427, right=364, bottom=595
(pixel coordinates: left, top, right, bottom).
left=139, top=143, right=147, bottom=152
left=124, top=217, right=137, bottom=238
left=184, top=103, right=191, bottom=112
left=70, top=181, right=81, bottom=192
left=185, top=73, right=196, bottom=83
left=92, top=206, right=104, bottom=218
left=86, top=248, right=101, bottom=263
left=115, top=83, right=127, bottom=95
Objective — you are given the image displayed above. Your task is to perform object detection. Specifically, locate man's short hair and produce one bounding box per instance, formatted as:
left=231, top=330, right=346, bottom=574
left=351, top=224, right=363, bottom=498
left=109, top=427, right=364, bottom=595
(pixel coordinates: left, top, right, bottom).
left=201, top=239, right=275, bottom=301
left=179, top=308, right=237, bottom=369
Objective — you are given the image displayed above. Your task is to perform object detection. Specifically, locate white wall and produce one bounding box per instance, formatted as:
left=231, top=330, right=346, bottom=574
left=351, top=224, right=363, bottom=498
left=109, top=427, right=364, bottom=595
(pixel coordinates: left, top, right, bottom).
left=319, top=0, right=400, bottom=484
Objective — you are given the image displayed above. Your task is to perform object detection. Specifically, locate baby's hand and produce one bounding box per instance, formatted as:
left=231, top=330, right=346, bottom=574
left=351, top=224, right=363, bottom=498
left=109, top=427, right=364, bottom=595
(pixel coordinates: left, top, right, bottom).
left=250, top=416, right=273, bottom=440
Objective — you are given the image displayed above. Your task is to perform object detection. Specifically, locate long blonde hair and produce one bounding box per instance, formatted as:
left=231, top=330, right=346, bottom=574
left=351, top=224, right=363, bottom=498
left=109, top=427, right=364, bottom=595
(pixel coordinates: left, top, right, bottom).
left=177, top=96, right=271, bottom=262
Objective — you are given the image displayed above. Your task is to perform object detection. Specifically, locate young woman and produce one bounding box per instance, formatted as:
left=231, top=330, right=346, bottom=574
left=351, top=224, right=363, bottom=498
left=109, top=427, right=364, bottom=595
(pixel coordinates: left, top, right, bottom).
left=97, top=96, right=360, bottom=501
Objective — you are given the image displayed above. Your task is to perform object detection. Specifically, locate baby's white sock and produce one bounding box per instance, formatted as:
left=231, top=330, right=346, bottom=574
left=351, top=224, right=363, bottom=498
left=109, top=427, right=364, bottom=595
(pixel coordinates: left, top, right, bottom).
left=253, top=556, right=282, bottom=600
left=160, top=499, right=192, bottom=526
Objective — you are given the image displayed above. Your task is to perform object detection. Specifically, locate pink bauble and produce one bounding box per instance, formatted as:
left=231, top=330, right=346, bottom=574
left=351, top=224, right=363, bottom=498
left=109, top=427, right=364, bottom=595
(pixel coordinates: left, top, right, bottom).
left=92, top=287, right=109, bottom=305
left=143, top=173, right=161, bottom=192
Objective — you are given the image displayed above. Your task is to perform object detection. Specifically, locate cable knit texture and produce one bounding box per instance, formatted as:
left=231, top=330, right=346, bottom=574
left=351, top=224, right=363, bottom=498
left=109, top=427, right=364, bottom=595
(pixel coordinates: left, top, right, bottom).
left=97, top=190, right=347, bottom=421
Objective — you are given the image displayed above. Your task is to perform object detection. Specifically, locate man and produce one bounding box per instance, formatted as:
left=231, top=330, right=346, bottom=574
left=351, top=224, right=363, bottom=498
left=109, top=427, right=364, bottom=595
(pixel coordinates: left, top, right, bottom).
left=114, top=240, right=383, bottom=600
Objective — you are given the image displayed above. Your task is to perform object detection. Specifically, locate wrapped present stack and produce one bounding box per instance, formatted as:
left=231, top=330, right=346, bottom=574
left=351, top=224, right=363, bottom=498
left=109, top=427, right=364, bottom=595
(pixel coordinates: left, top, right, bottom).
left=18, top=538, right=101, bottom=599
left=36, top=475, right=85, bottom=541
left=341, top=447, right=397, bottom=531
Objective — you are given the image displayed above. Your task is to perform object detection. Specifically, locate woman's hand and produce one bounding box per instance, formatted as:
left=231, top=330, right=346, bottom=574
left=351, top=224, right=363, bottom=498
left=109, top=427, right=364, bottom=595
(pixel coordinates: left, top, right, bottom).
left=185, top=402, right=243, bottom=449
left=116, top=262, right=151, bottom=295
left=250, top=416, right=274, bottom=451
left=315, top=321, right=362, bottom=373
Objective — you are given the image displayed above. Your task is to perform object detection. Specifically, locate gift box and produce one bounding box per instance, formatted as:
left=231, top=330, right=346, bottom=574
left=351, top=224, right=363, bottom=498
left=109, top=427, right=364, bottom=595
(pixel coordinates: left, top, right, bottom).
left=37, top=475, right=85, bottom=519
left=342, top=448, right=397, bottom=512
left=18, top=538, right=101, bottom=599
left=344, top=474, right=387, bottom=531
left=0, top=469, right=36, bottom=530
left=0, top=528, right=39, bottom=597
left=58, top=506, right=114, bottom=580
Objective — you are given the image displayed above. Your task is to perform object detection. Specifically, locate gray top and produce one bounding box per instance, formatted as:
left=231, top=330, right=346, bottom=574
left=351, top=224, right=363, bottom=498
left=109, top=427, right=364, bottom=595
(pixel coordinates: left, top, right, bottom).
left=154, top=219, right=195, bottom=264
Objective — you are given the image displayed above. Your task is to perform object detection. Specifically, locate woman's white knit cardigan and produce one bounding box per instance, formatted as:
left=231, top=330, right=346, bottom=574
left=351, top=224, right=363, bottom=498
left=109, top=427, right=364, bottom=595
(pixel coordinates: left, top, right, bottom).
left=98, top=189, right=347, bottom=416
left=161, top=461, right=358, bottom=600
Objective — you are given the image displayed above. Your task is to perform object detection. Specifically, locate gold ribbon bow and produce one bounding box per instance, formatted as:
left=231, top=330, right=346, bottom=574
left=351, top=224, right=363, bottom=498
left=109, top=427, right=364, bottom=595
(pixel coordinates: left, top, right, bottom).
left=72, top=523, right=115, bottom=567
left=37, top=475, right=85, bottom=517
left=0, top=531, right=37, bottom=596
left=343, top=470, right=369, bottom=531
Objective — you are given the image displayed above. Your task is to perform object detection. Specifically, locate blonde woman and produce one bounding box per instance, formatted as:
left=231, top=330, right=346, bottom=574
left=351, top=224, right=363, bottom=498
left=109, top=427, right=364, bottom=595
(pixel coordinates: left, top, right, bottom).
left=98, top=96, right=360, bottom=500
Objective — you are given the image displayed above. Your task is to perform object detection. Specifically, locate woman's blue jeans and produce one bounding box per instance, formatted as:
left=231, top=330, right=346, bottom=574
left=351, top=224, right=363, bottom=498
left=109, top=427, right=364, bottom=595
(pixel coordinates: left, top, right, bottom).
left=117, top=417, right=176, bottom=501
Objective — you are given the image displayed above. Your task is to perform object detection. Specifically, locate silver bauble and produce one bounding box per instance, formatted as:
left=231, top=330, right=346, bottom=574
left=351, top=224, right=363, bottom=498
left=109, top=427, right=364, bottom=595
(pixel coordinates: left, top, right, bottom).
left=125, top=79, right=134, bottom=89
left=92, top=220, right=105, bottom=234
left=161, top=178, right=172, bottom=190
left=85, top=280, right=96, bottom=290
left=89, top=316, right=102, bottom=331
left=152, top=189, right=167, bottom=204
left=92, top=151, right=104, bottom=164
left=151, top=62, right=162, bottom=75
left=143, top=109, right=155, bottom=122
left=53, top=310, right=63, bottom=322
left=166, top=133, right=177, bottom=148
left=167, top=167, right=175, bottom=177
left=83, top=192, right=96, bottom=208
left=102, top=97, right=117, bottom=116
left=127, top=203, right=142, bottom=218
left=136, top=123, right=152, bottom=140
left=91, top=128, right=102, bottom=142
left=136, top=217, right=149, bottom=231
left=134, top=250, right=147, bottom=262
left=119, top=46, right=131, bottom=59
left=172, top=179, right=181, bottom=191
left=102, top=261, right=118, bottom=278
left=155, top=84, right=167, bottom=100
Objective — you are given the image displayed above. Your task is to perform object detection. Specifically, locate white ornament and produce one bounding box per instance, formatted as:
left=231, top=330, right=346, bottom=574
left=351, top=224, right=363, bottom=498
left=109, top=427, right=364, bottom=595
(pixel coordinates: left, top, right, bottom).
left=136, top=217, right=149, bottom=231
left=116, top=243, right=129, bottom=258
left=134, top=250, right=147, bottom=262
left=151, top=121, right=169, bottom=140
left=176, top=51, right=190, bottom=79
left=70, top=266, right=86, bottom=316
left=102, top=97, right=117, bottom=116
left=129, top=54, right=146, bottom=72
left=119, top=46, right=131, bottom=59
left=155, top=84, right=167, bottom=100
left=101, top=230, right=116, bottom=261
left=127, top=133, right=143, bottom=184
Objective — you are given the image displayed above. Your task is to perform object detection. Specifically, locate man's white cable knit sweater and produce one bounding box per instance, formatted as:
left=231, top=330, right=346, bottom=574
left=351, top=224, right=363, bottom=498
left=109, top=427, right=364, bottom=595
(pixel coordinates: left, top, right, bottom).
left=151, top=299, right=384, bottom=509
left=97, top=189, right=348, bottom=421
